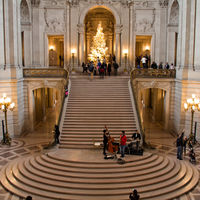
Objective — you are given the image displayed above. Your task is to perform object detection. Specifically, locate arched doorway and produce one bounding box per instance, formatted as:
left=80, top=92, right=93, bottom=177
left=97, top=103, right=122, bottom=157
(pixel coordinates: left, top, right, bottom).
left=84, top=7, right=115, bottom=63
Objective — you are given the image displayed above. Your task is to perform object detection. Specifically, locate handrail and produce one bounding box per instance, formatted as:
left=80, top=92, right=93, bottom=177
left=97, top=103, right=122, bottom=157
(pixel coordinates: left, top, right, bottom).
left=130, top=71, right=146, bottom=146
left=57, top=70, right=69, bottom=127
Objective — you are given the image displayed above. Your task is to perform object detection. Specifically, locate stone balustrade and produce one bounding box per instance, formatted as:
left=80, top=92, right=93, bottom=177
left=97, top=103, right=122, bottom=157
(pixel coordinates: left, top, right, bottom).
left=23, top=68, right=68, bottom=78
left=131, top=69, right=176, bottom=79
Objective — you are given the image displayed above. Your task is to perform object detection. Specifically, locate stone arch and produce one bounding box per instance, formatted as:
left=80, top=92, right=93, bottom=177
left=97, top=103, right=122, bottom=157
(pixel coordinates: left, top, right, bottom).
left=79, top=4, right=120, bottom=25
left=169, top=0, right=179, bottom=26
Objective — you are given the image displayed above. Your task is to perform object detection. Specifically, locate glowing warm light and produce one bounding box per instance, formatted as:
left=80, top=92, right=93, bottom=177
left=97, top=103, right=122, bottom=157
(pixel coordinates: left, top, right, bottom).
left=123, top=49, right=128, bottom=55
left=192, top=94, right=196, bottom=99
left=194, top=98, right=199, bottom=104
left=145, top=45, right=150, bottom=51
left=184, top=103, right=188, bottom=110
left=49, top=45, right=55, bottom=51
left=3, top=93, right=6, bottom=98
left=89, top=23, right=108, bottom=62
left=71, top=49, right=76, bottom=54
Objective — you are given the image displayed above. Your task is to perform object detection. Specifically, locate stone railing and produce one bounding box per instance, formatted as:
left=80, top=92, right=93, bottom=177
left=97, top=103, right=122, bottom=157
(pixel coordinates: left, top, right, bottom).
left=131, top=69, right=176, bottom=79
left=23, top=68, right=68, bottom=78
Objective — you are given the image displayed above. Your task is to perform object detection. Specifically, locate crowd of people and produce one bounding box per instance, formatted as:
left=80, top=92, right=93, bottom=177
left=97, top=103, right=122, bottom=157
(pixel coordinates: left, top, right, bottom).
left=136, top=55, right=175, bottom=70
left=82, top=55, right=119, bottom=78
left=176, top=130, right=196, bottom=163
left=103, top=125, right=142, bottom=158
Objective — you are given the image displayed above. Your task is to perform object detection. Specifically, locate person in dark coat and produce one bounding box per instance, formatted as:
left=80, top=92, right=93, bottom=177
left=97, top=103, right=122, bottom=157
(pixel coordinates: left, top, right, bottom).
left=25, top=196, right=32, bottom=200
left=107, top=62, right=112, bottom=76
left=176, top=131, right=184, bottom=160
left=129, top=189, right=140, bottom=200
left=54, top=125, right=60, bottom=144
left=103, top=129, right=109, bottom=155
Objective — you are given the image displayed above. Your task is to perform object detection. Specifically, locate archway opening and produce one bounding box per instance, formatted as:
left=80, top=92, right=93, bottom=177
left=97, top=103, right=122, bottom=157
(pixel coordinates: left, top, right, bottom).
left=32, top=88, right=60, bottom=129
left=139, top=88, right=169, bottom=143
left=48, top=35, right=64, bottom=67
left=135, top=35, right=152, bottom=68
left=84, top=7, right=115, bottom=63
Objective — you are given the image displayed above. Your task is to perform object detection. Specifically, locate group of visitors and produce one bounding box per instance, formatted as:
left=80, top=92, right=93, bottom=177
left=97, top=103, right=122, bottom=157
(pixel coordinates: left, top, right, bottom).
left=151, top=61, right=174, bottom=70
left=176, top=130, right=196, bottom=163
left=82, top=55, right=119, bottom=78
left=136, top=55, right=175, bottom=70
left=103, top=126, right=141, bottom=158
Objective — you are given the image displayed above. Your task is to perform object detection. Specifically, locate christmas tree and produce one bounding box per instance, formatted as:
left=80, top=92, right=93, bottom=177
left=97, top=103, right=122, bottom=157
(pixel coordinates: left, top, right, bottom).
left=89, top=23, right=108, bottom=62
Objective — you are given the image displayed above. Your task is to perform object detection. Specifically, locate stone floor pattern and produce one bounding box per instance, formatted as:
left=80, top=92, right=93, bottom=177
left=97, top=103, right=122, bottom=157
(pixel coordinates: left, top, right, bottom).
left=0, top=110, right=200, bottom=200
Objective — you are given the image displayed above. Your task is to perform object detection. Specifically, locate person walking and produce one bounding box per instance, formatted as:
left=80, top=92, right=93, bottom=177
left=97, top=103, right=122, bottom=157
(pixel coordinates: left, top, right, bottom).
left=54, top=125, right=60, bottom=144
left=176, top=131, right=184, bottom=160
left=120, top=131, right=127, bottom=157
left=113, top=62, right=119, bottom=76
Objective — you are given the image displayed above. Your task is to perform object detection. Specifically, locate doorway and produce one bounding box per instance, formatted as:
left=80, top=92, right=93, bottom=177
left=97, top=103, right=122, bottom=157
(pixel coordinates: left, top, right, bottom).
left=135, top=36, right=152, bottom=68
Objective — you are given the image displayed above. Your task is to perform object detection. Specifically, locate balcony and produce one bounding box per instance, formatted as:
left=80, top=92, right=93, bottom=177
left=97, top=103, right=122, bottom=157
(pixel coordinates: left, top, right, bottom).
left=131, top=69, right=176, bottom=79
left=23, top=68, right=68, bottom=78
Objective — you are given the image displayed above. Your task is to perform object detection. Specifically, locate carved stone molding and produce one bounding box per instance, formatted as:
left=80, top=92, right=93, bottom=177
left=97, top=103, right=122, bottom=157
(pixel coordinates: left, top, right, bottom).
left=134, top=1, right=154, bottom=9
left=44, top=8, right=65, bottom=33
left=159, top=0, right=168, bottom=8
left=169, top=0, right=179, bottom=26
left=31, top=0, right=40, bottom=7
left=20, top=0, right=30, bottom=24
left=137, top=81, right=171, bottom=92
left=42, top=0, right=67, bottom=7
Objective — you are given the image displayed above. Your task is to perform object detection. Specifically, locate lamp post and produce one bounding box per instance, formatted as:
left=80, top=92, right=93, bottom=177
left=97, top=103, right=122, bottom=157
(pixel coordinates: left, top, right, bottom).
left=123, top=49, right=128, bottom=72
left=0, top=93, right=15, bottom=145
left=71, top=49, right=76, bottom=72
left=184, top=94, right=200, bottom=141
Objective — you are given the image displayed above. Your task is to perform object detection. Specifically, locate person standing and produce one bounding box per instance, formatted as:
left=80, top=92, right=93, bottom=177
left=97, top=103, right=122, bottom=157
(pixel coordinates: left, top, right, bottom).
left=176, top=132, right=184, bottom=160
left=120, top=131, right=127, bottom=157
left=103, top=129, right=108, bottom=155
left=107, top=62, right=112, bottom=76
left=113, top=62, right=119, bottom=76
left=141, top=56, right=147, bottom=68
left=54, top=125, right=60, bottom=144
left=132, top=130, right=141, bottom=151
left=129, top=189, right=140, bottom=200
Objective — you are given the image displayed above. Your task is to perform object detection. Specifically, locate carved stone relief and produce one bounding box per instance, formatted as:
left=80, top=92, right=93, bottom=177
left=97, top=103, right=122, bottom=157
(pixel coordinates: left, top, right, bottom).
left=169, top=0, right=179, bottom=26
left=44, top=8, right=65, bottom=33
left=159, top=0, right=168, bottom=8
left=20, top=0, right=30, bottom=24
left=134, top=1, right=154, bottom=9
left=42, top=0, right=66, bottom=7
left=135, top=16, right=155, bottom=33
left=31, top=0, right=40, bottom=7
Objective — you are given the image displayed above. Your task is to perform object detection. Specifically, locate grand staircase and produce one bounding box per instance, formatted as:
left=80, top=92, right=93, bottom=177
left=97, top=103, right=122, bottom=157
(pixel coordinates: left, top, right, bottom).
left=0, top=76, right=199, bottom=200
left=60, top=76, right=137, bottom=149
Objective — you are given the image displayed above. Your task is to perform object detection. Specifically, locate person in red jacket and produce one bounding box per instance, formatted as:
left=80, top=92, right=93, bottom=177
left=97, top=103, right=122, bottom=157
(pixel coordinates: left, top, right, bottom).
left=120, top=130, right=127, bottom=157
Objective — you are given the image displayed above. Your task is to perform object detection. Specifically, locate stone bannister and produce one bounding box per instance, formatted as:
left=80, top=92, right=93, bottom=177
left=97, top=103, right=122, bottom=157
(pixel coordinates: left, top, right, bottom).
left=131, top=68, right=176, bottom=79
left=23, top=67, right=68, bottom=78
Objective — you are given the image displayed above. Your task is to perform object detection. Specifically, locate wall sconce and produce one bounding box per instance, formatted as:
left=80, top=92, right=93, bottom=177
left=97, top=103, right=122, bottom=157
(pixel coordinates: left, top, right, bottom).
left=71, top=49, right=76, bottom=71
left=123, top=49, right=128, bottom=72
left=49, top=45, right=55, bottom=51
left=145, top=45, right=150, bottom=51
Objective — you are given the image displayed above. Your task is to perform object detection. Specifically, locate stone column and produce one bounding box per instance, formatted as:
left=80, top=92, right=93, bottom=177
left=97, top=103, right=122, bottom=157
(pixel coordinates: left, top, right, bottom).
left=86, top=34, right=90, bottom=62
left=78, top=24, right=85, bottom=67
left=129, top=2, right=134, bottom=68
left=0, top=0, right=5, bottom=66
left=115, top=25, right=121, bottom=65
left=64, top=3, right=70, bottom=70
left=108, top=35, right=113, bottom=55
left=32, top=4, right=41, bottom=67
